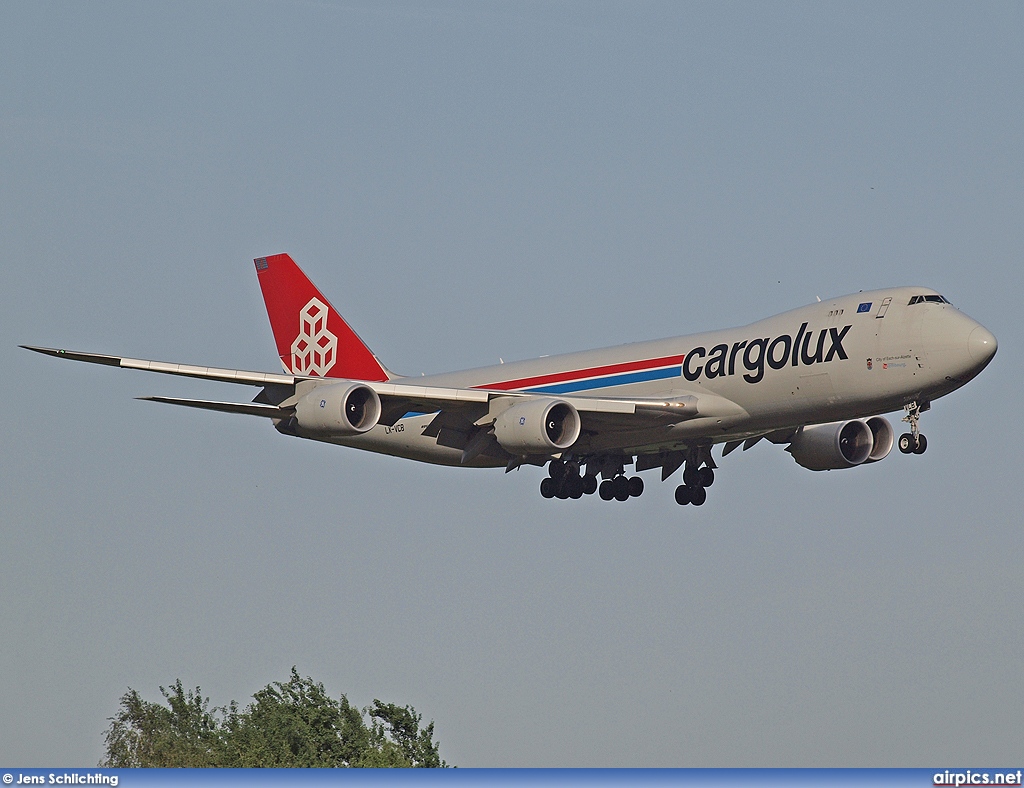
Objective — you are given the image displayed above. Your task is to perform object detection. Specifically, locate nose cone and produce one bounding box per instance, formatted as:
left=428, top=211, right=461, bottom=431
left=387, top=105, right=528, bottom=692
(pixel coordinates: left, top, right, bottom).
left=968, top=325, right=998, bottom=365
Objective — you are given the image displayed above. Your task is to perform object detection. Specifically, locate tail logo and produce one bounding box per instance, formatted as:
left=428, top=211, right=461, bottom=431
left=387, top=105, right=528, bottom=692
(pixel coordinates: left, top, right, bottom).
left=291, top=298, right=338, bottom=376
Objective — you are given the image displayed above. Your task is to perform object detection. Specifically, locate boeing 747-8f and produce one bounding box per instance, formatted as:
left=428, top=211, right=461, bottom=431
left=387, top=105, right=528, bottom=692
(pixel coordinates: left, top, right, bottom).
left=23, top=254, right=997, bottom=506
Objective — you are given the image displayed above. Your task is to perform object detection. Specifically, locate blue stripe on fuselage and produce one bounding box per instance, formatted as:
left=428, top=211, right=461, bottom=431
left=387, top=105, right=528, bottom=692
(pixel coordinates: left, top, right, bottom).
left=524, top=366, right=681, bottom=394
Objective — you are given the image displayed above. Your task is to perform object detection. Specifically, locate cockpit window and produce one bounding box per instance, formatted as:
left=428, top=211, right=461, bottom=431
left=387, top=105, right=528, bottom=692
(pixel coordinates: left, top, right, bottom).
left=908, top=295, right=951, bottom=305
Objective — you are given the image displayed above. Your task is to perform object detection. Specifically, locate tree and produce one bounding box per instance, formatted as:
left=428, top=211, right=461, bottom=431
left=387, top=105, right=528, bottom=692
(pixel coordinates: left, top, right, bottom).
left=101, top=668, right=447, bottom=767
left=102, top=680, right=224, bottom=766
left=368, top=700, right=445, bottom=768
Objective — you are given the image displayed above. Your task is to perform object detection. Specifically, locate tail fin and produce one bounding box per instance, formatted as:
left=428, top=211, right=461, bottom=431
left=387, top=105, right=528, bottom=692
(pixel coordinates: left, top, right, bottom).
left=254, top=254, right=391, bottom=381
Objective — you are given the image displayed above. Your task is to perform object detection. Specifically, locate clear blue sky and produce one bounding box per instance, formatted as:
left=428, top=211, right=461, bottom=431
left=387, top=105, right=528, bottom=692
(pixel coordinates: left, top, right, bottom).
left=2, top=0, right=1021, bottom=766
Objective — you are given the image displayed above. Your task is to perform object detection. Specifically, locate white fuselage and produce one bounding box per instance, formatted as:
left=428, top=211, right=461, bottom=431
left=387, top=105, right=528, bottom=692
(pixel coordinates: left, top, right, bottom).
left=315, top=287, right=995, bottom=467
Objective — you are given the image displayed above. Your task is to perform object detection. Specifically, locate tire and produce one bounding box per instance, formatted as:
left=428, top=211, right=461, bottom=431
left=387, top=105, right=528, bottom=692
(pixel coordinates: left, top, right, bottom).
left=567, top=474, right=585, bottom=499
left=698, top=467, right=715, bottom=488
left=683, top=465, right=700, bottom=487
left=674, top=485, right=691, bottom=505
left=628, top=476, right=644, bottom=497
left=913, top=434, right=928, bottom=454
left=613, top=476, right=630, bottom=502
left=599, top=480, right=614, bottom=501
left=898, top=433, right=914, bottom=454
left=583, top=475, right=598, bottom=495
left=540, top=478, right=555, bottom=498
left=549, top=459, right=566, bottom=479
left=690, top=486, right=707, bottom=506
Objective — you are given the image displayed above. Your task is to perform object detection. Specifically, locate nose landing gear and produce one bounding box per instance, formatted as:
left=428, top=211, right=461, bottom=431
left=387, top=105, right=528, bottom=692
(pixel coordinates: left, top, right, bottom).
left=898, top=400, right=930, bottom=454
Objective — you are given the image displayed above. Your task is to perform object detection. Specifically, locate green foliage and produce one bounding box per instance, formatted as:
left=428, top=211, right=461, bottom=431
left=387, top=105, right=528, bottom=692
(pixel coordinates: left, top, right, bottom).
left=101, top=668, right=447, bottom=768
left=102, top=681, right=224, bottom=767
left=368, top=700, right=445, bottom=768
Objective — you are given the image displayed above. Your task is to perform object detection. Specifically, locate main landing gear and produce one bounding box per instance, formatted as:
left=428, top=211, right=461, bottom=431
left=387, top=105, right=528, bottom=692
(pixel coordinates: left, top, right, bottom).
left=898, top=400, right=929, bottom=455
left=540, top=459, right=597, bottom=500
left=540, top=450, right=716, bottom=506
left=674, top=461, right=714, bottom=507
left=598, top=475, right=644, bottom=502
left=540, top=458, right=643, bottom=502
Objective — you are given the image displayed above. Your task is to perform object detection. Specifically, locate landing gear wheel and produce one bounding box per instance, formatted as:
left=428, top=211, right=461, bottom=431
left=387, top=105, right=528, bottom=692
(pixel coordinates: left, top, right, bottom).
left=628, top=477, right=644, bottom=498
left=583, top=475, right=598, bottom=495
left=689, top=486, right=707, bottom=506
left=612, top=475, right=630, bottom=502
left=898, top=433, right=915, bottom=454
left=599, top=480, right=614, bottom=501
left=913, top=434, right=928, bottom=454
left=548, top=459, right=566, bottom=480
left=567, top=474, right=585, bottom=499
left=698, top=467, right=715, bottom=487
left=540, top=478, right=555, bottom=498
left=683, top=465, right=700, bottom=487
left=674, top=485, right=692, bottom=505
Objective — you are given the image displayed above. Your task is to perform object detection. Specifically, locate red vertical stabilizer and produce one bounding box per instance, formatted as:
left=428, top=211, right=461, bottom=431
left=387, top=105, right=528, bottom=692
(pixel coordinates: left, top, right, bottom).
left=254, top=253, right=390, bottom=381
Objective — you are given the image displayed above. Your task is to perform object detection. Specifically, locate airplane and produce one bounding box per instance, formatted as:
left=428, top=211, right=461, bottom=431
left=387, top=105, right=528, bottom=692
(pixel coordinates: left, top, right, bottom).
left=23, top=253, right=997, bottom=506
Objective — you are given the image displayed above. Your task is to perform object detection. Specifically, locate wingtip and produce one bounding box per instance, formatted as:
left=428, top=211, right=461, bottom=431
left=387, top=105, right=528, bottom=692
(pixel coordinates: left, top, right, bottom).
left=20, top=344, right=59, bottom=356
left=20, top=346, right=122, bottom=366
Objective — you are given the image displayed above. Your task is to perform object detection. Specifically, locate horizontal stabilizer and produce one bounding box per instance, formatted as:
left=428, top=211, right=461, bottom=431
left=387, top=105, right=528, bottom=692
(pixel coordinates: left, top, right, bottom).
left=138, top=396, right=292, bottom=419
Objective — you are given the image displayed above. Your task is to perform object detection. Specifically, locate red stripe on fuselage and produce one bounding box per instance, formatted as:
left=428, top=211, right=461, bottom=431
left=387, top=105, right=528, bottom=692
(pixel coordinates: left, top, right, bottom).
left=477, top=354, right=685, bottom=391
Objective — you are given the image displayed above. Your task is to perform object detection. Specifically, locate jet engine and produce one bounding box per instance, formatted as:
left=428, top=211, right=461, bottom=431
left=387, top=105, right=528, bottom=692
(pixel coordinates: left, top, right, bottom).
left=294, top=382, right=382, bottom=435
left=787, top=416, right=894, bottom=471
left=493, top=398, right=581, bottom=454
left=862, top=415, right=895, bottom=463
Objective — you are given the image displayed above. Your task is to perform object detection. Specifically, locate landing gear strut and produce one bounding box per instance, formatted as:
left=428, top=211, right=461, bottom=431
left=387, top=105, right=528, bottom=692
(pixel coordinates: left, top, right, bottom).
left=675, top=450, right=715, bottom=506
left=898, top=400, right=929, bottom=455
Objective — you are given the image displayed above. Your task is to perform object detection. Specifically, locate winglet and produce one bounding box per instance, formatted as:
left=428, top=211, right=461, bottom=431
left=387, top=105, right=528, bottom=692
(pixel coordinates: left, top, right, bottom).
left=254, top=254, right=391, bottom=381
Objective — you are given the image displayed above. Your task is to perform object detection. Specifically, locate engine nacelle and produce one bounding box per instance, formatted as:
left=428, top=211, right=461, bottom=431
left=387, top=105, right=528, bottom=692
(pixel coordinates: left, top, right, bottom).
left=493, top=398, right=581, bottom=454
left=787, top=416, right=893, bottom=471
left=863, top=415, right=894, bottom=463
left=294, top=382, right=381, bottom=435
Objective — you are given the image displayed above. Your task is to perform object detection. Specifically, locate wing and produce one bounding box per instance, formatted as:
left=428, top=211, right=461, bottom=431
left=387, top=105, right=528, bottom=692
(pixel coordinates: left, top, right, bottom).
left=22, top=346, right=746, bottom=463
left=21, top=344, right=733, bottom=414
left=20, top=345, right=492, bottom=421
left=21, top=346, right=296, bottom=386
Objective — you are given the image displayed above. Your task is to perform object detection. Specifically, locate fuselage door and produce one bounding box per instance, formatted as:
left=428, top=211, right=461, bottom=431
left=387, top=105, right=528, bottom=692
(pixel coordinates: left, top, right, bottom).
left=875, top=297, right=892, bottom=319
